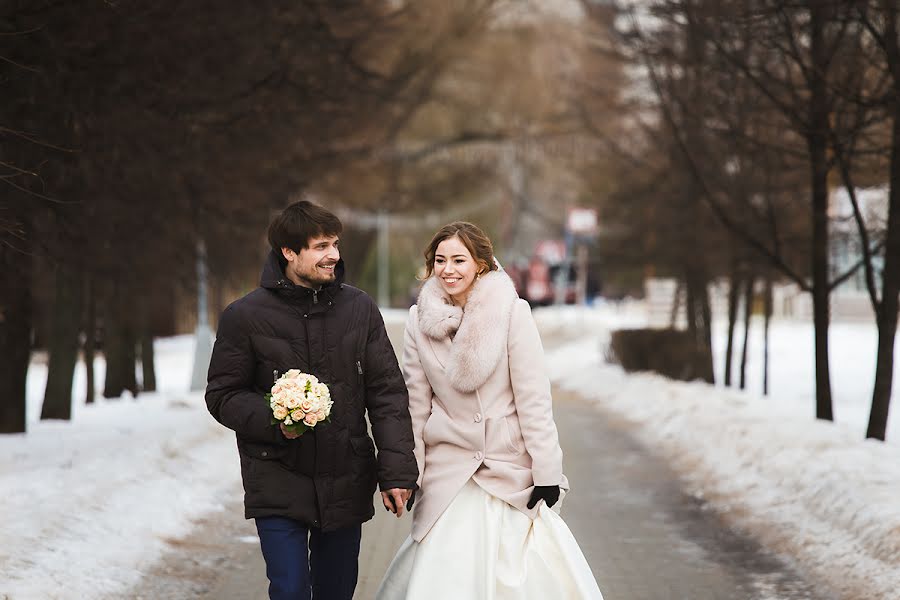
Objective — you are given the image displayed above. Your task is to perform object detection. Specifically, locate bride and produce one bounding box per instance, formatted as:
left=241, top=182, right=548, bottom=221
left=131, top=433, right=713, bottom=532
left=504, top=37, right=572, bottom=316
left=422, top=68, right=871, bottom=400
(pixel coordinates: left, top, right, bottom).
left=377, top=222, right=604, bottom=599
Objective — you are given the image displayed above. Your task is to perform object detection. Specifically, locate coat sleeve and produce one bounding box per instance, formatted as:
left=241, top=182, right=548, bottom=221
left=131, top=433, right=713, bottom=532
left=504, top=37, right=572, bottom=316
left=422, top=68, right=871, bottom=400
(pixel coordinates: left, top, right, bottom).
left=507, top=299, right=564, bottom=486
left=362, top=299, right=419, bottom=491
left=205, top=304, right=284, bottom=444
left=402, top=306, right=433, bottom=489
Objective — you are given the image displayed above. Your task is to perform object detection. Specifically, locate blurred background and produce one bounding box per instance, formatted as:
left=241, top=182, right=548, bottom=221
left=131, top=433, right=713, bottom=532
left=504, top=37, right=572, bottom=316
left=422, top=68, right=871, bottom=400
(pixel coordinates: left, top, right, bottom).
left=1, top=0, right=898, bottom=438
left=5, top=2, right=900, bottom=598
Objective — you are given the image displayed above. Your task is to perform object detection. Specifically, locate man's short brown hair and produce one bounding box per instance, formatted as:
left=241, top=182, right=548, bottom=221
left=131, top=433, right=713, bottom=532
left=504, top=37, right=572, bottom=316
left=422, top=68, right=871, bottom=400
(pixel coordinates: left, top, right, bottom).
left=268, top=201, right=343, bottom=257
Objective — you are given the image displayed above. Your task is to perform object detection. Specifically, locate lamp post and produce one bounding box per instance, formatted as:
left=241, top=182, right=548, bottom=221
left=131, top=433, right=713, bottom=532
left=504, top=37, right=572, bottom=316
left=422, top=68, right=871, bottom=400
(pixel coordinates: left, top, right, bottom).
left=377, top=210, right=390, bottom=308
left=190, top=238, right=214, bottom=391
left=557, top=207, right=598, bottom=306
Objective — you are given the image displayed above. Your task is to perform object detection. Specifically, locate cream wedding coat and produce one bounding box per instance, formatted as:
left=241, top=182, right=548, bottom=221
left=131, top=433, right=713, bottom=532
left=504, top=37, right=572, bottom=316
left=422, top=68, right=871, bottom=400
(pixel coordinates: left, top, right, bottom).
left=403, top=270, right=569, bottom=542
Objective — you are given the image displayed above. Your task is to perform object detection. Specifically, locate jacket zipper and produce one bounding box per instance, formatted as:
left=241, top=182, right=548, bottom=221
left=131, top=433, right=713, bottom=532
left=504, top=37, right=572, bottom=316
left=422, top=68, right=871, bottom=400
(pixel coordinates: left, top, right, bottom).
left=312, top=289, right=318, bottom=304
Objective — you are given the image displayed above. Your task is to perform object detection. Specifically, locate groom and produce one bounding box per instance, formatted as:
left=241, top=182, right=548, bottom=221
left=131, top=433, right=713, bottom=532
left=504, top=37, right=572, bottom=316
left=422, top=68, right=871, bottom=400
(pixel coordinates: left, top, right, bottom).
left=206, top=200, right=418, bottom=600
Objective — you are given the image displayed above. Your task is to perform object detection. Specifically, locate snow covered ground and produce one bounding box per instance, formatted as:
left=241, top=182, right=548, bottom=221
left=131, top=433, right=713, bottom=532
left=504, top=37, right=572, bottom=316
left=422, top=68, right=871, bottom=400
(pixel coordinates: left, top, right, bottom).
left=3, top=304, right=899, bottom=599
left=541, top=302, right=900, bottom=600
left=1, top=336, right=242, bottom=599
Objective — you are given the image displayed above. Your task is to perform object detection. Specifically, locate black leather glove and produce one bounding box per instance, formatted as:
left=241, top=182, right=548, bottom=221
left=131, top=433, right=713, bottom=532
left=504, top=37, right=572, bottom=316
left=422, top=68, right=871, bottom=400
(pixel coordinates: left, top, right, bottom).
left=527, top=485, right=560, bottom=509
left=406, top=489, right=417, bottom=511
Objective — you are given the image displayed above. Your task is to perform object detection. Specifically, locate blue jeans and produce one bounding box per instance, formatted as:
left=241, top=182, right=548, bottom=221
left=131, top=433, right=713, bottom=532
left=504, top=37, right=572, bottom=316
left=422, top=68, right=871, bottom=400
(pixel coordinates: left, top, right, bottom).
left=255, top=517, right=362, bottom=600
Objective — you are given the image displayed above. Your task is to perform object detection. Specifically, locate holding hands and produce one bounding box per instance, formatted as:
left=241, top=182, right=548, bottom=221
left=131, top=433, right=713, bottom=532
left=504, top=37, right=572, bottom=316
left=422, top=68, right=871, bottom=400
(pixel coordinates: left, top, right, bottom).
left=382, top=488, right=416, bottom=517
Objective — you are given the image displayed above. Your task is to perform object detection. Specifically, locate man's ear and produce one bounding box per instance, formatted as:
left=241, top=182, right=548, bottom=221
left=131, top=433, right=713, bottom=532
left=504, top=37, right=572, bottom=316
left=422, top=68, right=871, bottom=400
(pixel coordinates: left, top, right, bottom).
left=281, top=247, right=295, bottom=262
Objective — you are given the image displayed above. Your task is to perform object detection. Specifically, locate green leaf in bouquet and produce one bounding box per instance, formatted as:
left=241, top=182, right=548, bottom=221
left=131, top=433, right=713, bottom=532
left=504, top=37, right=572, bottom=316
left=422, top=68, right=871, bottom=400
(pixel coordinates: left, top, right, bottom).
left=281, top=422, right=310, bottom=436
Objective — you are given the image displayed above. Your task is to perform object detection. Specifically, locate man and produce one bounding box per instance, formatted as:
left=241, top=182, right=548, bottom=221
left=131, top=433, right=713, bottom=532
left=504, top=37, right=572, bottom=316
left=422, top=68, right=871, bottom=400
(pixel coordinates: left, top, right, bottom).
left=206, top=200, right=418, bottom=600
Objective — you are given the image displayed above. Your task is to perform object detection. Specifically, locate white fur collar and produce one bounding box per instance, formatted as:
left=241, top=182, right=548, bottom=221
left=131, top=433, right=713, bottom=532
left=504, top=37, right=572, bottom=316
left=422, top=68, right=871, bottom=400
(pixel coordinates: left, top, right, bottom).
left=416, top=271, right=519, bottom=392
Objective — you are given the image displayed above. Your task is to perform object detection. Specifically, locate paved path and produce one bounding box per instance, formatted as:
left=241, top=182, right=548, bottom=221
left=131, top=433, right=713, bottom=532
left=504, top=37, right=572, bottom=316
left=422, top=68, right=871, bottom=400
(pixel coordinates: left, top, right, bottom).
left=130, top=323, right=830, bottom=600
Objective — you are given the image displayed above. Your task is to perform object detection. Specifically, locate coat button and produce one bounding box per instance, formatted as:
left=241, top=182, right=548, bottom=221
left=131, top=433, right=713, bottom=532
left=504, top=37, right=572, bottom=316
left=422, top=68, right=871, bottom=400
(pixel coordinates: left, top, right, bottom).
left=261, top=451, right=268, bottom=457
left=475, top=451, right=483, bottom=461
left=474, top=413, right=482, bottom=423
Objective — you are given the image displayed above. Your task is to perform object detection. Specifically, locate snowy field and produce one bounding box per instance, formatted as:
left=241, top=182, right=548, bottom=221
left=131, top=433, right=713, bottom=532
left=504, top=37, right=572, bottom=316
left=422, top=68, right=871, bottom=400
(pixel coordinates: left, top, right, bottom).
left=2, top=304, right=899, bottom=599
left=541, top=302, right=900, bottom=600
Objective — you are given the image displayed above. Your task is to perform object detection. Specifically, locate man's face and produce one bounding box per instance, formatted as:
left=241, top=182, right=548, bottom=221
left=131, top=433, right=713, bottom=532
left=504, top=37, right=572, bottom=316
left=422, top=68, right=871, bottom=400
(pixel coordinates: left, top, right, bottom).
left=282, top=234, right=340, bottom=288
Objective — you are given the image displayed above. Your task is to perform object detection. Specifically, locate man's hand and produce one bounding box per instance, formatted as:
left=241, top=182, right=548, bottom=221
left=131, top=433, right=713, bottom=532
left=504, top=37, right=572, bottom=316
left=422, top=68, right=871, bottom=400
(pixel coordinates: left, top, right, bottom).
left=280, top=423, right=301, bottom=440
left=381, top=488, right=413, bottom=518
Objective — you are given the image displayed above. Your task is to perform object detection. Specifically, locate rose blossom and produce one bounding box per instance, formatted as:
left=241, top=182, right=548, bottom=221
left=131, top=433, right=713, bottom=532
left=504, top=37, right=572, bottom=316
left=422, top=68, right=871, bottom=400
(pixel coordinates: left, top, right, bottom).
left=285, top=369, right=302, bottom=379
left=300, top=398, right=314, bottom=412
left=303, top=413, right=319, bottom=426
left=284, top=392, right=301, bottom=410
left=315, top=409, right=326, bottom=421
left=273, top=405, right=288, bottom=420
left=290, top=409, right=305, bottom=421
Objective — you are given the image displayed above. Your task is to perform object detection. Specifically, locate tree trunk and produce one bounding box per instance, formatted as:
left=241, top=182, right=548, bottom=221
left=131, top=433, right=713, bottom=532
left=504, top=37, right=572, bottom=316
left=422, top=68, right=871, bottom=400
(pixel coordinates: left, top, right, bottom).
left=808, top=3, right=834, bottom=421
left=866, top=48, right=900, bottom=439
left=103, top=286, right=138, bottom=399
left=724, top=259, right=741, bottom=386
left=740, top=275, right=754, bottom=390
left=685, top=268, right=715, bottom=384
left=0, top=241, right=32, bottom=434
left=41, top=265, right=83, bottom=420
left=669, top=279, right=683, bottom=328
left=763, top=273, right=773, bottom=396
left=140, top=333, right=156, bottom=393
left=84, top=275, right=96, bottom=404
left=700, top=275, right=714, bottom=383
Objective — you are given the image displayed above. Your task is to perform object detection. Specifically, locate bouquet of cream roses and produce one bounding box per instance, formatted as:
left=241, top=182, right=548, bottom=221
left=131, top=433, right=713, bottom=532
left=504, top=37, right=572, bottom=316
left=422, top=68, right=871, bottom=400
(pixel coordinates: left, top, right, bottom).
left=267, top=369, right=333, bottom=436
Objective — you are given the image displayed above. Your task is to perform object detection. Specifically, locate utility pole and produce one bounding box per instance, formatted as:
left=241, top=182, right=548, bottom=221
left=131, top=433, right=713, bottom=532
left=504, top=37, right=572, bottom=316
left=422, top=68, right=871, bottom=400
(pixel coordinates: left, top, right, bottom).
left=377, top=210, right=390, bottom=308
left=336, top=198, right=493, bottom=309
left=560, top=207, right=598, bottom=306
left=575, top=242, right=589, bottom=305
left=190, top=238, right=214, bottom=391
left=553, top=230, right=574, bottom=306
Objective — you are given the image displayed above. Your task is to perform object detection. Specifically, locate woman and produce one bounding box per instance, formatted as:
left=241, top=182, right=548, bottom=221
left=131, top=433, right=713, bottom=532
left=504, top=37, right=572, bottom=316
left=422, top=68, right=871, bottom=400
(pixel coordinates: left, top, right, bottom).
left=377, top=222, right=604, bottom=599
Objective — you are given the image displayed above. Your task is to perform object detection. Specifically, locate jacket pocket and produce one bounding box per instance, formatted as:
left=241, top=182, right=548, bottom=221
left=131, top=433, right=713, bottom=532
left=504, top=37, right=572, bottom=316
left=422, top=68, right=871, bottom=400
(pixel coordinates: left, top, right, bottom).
left=242, top=440, right=288, bottom=462
left=350, top=434, right=375, bottom=456
left=240, top=441, right=293, bottom=506
left=503, top=416, right=524, bottom=456
left=344, top=435, right=377, bottom=499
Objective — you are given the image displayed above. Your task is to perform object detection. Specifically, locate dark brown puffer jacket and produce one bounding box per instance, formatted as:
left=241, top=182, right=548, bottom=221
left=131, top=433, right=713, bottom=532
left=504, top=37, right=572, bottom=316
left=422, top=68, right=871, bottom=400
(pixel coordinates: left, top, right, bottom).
left=206, top=251, right=418, bottom=531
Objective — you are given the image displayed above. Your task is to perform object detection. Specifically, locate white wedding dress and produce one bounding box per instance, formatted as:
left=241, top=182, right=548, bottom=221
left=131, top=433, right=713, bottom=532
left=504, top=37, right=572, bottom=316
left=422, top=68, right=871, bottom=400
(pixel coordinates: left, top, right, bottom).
left=376, top=479, right=605, bottom=599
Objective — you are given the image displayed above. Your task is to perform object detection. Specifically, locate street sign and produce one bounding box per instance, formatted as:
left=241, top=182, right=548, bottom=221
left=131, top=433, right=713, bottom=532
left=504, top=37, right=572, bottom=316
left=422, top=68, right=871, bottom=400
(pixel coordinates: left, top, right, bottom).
left=567, top=207, right=598, bottom=236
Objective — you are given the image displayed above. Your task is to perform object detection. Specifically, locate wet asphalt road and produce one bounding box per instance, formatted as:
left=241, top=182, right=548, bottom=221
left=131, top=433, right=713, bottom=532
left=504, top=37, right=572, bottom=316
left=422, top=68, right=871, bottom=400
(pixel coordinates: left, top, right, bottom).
left=125, top=322, right=832, bottom=600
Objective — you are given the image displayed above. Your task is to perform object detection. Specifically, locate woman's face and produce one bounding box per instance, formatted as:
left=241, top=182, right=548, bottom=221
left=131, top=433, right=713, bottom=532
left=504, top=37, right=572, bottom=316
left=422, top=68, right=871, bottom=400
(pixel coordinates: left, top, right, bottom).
left=434, top=236, right=481, bottom=304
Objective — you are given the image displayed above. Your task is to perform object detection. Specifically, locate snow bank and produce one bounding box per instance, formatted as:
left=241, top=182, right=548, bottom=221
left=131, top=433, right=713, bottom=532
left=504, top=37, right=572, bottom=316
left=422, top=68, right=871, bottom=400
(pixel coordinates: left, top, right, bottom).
left=543, top=311, right=900, bottom=600
left=1, top=336, right=240, bottom=599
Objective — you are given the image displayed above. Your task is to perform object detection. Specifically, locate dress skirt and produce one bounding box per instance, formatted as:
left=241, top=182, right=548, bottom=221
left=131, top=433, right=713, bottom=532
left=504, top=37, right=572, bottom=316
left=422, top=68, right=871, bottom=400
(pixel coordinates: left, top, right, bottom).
left=376, top=479, right=604, bottom=599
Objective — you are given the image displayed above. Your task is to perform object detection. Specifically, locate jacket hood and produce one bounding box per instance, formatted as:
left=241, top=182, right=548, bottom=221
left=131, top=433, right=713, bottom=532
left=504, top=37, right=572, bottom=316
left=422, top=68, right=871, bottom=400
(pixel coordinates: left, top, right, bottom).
left=416, top=270, right=519, bottom=392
